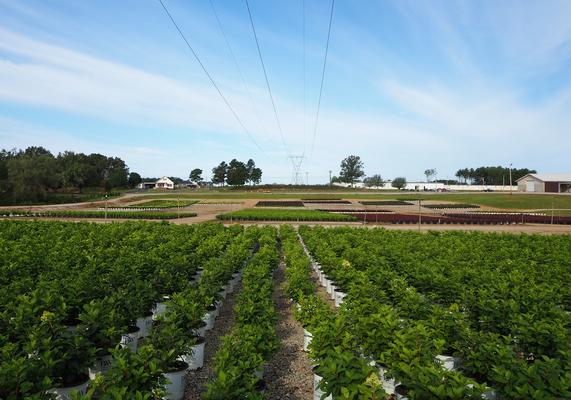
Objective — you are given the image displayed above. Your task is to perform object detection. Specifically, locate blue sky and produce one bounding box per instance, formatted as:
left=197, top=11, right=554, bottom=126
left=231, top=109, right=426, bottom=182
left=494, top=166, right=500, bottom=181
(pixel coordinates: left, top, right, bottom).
left=1, top=0, right=570, bottom=183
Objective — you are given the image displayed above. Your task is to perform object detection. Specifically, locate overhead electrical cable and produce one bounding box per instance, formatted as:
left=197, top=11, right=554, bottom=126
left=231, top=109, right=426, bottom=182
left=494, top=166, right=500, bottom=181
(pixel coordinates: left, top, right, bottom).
left=209, top=0, right=267, bottom=135
left=308, top=0, right=335, bottom=160
left=157, top=0, right=264, bottom=152
left=302, top=0, right=307, bottom=156
left=244, top=0, right=291, bottom=158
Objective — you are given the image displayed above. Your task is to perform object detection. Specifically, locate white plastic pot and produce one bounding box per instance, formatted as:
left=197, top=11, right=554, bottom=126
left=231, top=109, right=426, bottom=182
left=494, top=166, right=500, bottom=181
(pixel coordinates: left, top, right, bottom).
left=435, top=355, right=460, bottom=371
left=254, top=365, right=264, bottom=379
left=193, top=322, right=207, bottom=338
left=313, top=368, right=332, bottom=400
left=163, top=362, right=188, bottom=400
left=203, top=312, right=215, bottom=330
left=182, top=337, right=205, bottom=370
left=153, top=297, right=169, bottom=320
left=303, top=328, right=313, bottom=352
left=88, top=354, right=113, bottom=379
left=329, top=286, right=337, bottom=300
left=47, top=376, right=89, bottom=400
left=377, top=365, right=397, bottom=395
left=334, top=291, right=347, bottom=308
left=136, top=313, right=153, bottom=338
left=120, top=326, right=140, bottom=353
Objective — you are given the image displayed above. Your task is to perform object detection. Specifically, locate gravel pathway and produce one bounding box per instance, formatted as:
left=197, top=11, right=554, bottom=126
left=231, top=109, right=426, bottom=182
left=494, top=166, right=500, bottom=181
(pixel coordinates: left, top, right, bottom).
left=184, top=280, right=243, bottom=399
left=264, top=257, right=313, bottom=400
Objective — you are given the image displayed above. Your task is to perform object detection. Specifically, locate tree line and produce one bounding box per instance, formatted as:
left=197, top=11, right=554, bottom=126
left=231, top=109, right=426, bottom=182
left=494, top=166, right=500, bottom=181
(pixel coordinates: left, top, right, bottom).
left=0, top=147, right=138, bottom=203
left=208, top=159, right=262, bottom=187
left=455, top=166, right=536, bottom=185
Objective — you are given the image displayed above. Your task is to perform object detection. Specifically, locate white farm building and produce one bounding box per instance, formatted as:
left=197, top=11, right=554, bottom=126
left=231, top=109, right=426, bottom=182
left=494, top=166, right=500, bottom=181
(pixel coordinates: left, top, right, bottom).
left=516, top=174, right=571, bottom=193
left=137, top=176, right=175, bottom=190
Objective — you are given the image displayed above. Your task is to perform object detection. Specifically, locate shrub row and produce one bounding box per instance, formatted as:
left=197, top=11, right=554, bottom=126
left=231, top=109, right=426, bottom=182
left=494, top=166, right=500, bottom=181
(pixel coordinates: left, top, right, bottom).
left=359, top=200, right=413, bottom=206
left=217, top=209, right=357, bottom=222
left=204, top=226, right=279, bottom=398
left=0, top=210, right=196, bottom=219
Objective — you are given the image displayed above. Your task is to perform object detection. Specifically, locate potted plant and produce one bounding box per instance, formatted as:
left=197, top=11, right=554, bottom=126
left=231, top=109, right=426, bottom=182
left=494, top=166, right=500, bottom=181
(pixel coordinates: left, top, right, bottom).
left=29, top=311, right=95, bottom=398
left=146, top=318, right=191, bottom=400
left=78, top=299, right=123, bottom=379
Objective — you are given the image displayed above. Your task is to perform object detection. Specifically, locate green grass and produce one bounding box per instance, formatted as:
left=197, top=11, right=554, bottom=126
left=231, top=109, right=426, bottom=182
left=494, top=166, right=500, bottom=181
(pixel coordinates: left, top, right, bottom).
left=124, top=199, right=197, bottom=209
left=217, top=209, right=357, bottom=222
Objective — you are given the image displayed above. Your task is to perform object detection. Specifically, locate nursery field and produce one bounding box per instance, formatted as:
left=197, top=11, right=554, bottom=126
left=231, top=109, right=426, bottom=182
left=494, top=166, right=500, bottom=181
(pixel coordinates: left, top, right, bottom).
left=295, top=226, right=571, bottom=399
left=1, top=220, right=570, bottom=399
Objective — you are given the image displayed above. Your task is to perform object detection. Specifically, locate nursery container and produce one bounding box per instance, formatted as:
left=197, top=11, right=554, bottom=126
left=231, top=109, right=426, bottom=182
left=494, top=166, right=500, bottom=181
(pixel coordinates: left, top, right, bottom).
left=153, top=296, right=170, bottom=320
left=312, top=367, right=332, bottom=400
left=136, top=311, right=154, bottom=339
left=47, top=375, right=89, bottom=400
left=329, top=285, right=337, bottom=300
left=435, top=354, right=460, bottom=371
left=377, top=364, right=397, bottom=394
left=254, top=365, right=265, bottom=379
left=193, top=321, right=207, bottom=337
left=325, top=278, right=333, bottom=294
left=334, top=291, right=347, bottom=308
left=88, top=354, right=113, bottom=379
left=202, top=311, right=215, bottom=330
left=467, top=384, right=497, bottom=399
left=303, top=328, right=313, bottom=352
left=182, top=336, right=205, bottom=370
left=163, top=361, right=188, bottom=400
left=120, top=326, right=140, bottom=353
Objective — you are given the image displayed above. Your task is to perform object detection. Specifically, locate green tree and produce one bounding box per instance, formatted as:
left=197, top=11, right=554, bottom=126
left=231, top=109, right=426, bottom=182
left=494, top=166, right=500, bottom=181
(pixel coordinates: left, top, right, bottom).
left=250, top=167, right=262, bottom=185
left=189, top=168, right=203, bottom=184
left=363, top=174, right=384, bottom=188
left=245, top=159, right=256, bottom=184
left=212, top=162, right=228, bottom=186
left=392, top=177, right=407, bottom=190
left=226, top=159, right=247, bottom=186
left=128, top=172, right=142, bottom=188
left=339, top=155, right=365, bottom=187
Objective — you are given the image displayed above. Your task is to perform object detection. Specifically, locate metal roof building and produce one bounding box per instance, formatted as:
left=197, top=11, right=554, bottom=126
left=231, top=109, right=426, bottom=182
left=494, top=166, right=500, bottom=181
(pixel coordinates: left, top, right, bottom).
left=516, top=174, right=571, bottom=193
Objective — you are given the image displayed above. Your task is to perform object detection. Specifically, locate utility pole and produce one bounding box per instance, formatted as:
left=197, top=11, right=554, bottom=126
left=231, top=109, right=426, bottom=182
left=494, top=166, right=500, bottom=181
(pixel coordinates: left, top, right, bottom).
left=509, top=163, right=513, bottom=195
left=418, top=197, right=422, bottom=232
left=104, top=194, right=108, bottom=221
left=306, top=171, right=309, bottom=186
left=329, top=170, right=332, bottom=188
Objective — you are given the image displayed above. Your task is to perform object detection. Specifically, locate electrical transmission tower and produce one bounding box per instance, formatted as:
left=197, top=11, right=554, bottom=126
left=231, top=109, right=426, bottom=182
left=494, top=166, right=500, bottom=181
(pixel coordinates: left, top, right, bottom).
left=289, top=155, right=305, bottom=185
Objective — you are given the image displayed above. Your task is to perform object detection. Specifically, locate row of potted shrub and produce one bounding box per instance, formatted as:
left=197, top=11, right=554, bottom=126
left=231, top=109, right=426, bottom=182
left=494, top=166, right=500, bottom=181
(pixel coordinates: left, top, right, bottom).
left=0, top=221, right=253, bottom=399
left=299, top=226, right=571, bottom=399
left=0, top=210, right=196, bottom=219
left=280, top=225, right=387, bottom=399
left=203, top=226, right=280, bottom=398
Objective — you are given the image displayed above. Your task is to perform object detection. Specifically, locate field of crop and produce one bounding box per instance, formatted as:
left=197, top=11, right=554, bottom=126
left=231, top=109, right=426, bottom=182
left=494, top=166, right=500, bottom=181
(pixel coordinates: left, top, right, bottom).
left=217, top=208, right=357, bottom=222
left=0, top=210, right=196, bottom=219
left=297, top=226, right=571, bottom=399
left=1, top=220, right=569, bottom=399
left=124, top=200, right=198, bottom=209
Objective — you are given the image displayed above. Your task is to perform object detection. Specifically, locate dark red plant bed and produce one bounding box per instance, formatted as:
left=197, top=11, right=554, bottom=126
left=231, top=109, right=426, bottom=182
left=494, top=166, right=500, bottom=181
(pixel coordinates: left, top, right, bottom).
left=302, top=200, right=352, bottom=204
left=347, top=212, right=571, bottom=225
left=359, top=200, right=413, bottom=206
left=255, top=201, right=304, bottom=207
left=316, top=209, right=392, bottom=213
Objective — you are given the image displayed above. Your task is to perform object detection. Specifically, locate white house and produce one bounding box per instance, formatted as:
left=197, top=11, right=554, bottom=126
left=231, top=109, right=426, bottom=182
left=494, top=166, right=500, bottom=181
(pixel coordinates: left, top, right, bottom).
left=155, top=176, right=175, bottom=190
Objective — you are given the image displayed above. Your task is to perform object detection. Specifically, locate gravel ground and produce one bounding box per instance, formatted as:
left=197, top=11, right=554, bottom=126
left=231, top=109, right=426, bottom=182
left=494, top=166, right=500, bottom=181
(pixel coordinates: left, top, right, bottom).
left=265, top=259, right=313, bottom=400
left=184, top=279, right=243, bottom=400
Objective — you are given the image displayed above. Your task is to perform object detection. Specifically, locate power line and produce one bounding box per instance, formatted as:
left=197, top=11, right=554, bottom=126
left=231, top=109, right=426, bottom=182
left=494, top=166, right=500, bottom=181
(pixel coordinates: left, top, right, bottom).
left=208, top=0, right=267, bottom=135
left=244, top=0, right=290, bottom=158
left=156, top=0, right=264, bottom=152
left=302, top=0, right=307, bottom=156
left=308, top=0, right=335, bottom=160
